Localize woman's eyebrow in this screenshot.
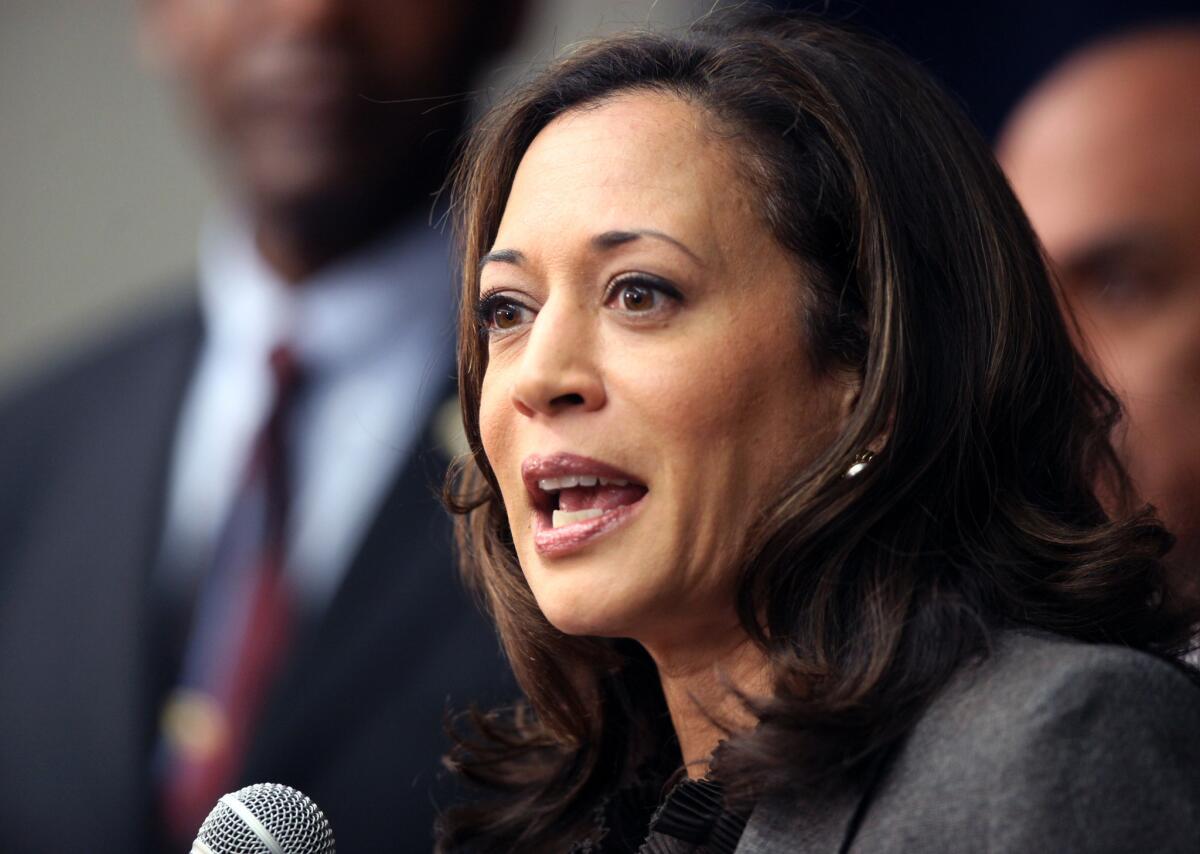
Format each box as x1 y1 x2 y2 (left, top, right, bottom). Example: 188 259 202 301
478 248 526 274
592 229 706 267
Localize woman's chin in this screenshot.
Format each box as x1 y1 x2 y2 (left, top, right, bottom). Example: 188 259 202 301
533 582 644 639
539 599 626 638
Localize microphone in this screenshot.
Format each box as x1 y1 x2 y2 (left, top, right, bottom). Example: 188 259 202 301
191 783 336 854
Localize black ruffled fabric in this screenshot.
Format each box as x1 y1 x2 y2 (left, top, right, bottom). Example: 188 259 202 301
571 770 750 854
641 778 747 853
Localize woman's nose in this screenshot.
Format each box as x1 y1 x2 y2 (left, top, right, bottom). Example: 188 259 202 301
510 305 606 418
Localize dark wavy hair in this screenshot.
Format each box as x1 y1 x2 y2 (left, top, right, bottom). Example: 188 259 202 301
438 9 1194 851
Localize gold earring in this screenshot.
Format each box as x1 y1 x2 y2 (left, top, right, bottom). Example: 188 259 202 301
844 450 875 478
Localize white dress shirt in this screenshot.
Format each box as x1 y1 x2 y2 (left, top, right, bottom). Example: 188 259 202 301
158 211 456 612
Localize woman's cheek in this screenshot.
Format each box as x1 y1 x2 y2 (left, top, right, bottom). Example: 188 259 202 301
478 371 507 457
478 374 523 515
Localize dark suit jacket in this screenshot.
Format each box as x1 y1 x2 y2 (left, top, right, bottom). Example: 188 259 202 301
737 631 1200 853
0 298 514 853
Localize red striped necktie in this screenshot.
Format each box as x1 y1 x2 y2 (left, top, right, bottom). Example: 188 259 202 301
159 345 303 841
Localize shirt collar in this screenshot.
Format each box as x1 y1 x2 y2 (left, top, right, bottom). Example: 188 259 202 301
197 210 455 372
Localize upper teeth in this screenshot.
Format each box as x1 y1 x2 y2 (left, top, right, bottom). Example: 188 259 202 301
537 475 629 492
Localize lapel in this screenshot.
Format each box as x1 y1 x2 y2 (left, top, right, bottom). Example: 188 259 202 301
236 379 518 853
0 301 202 852
242 378 469 776
735 779 872 854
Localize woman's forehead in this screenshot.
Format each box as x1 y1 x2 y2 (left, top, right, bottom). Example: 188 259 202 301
493 91 755 265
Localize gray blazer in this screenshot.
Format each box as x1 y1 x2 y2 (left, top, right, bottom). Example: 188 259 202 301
736 631 1200 853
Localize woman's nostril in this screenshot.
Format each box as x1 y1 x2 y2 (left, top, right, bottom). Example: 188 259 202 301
550 392 586 408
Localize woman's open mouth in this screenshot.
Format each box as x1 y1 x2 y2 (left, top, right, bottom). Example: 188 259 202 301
522 453 648 557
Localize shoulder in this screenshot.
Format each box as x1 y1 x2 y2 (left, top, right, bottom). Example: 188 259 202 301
0 293 200 507
927 629 1200 741
0 293 199 428
856 630 1200 852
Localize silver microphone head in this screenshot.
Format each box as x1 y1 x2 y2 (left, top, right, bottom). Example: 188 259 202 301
191 782 335 854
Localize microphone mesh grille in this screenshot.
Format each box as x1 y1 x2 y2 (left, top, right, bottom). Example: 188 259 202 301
196 783 335 854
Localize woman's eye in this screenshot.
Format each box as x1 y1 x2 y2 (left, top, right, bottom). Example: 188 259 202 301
492 303 523 329
606 275 682 316
477 294 534 334
618 282 655 311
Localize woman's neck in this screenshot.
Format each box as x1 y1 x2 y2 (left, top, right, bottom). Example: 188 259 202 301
647 629 771 779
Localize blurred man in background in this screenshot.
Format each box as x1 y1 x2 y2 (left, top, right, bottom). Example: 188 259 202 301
0 1 523 851
999 25 1200 609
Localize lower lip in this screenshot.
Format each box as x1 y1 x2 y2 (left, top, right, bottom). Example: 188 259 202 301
533 497 646 558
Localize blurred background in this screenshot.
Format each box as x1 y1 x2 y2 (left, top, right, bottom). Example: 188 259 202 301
1 0 1195 388
2 0 1195 389
0 0 704 388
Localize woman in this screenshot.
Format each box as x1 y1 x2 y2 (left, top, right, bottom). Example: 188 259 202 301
439 10 1200 853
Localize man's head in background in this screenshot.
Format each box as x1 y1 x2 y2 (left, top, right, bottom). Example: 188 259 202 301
999 26 1200 605
141 0 526 280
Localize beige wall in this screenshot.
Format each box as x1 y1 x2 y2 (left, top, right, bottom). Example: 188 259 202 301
0 0 211 387
0 0 701 389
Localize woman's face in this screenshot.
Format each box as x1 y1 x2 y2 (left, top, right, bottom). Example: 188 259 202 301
477 92 850 651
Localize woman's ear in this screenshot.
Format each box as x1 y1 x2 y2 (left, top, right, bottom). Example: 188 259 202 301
835 371 860 425
838 372 891 457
